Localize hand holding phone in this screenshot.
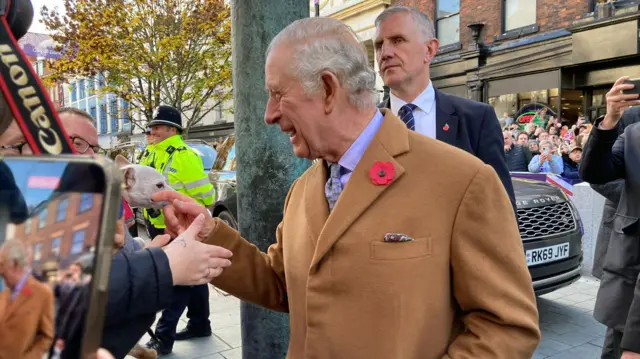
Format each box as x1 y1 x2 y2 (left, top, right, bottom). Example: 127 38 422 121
601 76 640 129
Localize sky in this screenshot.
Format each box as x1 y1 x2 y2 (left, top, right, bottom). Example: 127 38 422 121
29 0 65 34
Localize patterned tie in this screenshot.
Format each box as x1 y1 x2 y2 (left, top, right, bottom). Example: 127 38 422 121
325 162 343 211
398 103 417 131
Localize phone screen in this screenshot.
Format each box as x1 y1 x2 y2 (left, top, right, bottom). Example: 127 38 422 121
0 158 108 359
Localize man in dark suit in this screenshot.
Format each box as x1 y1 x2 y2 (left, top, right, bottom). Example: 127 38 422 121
374 6 515 208
580 76 640 359
591 94 640 280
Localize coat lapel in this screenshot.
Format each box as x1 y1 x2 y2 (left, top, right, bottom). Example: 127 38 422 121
4 276 33 318
0 289 8 321
304 162 330 244
434 89 459 146
310 110 410 268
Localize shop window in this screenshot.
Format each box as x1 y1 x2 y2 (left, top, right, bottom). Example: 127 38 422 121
560 90 583 124
436 0 460 46
489 88 559 129
504 0 537 32
588 88 608 121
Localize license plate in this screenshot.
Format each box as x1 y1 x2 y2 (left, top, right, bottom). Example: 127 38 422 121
526 243 570 266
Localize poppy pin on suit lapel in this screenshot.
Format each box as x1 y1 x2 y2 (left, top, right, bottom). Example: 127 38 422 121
443 123 450 131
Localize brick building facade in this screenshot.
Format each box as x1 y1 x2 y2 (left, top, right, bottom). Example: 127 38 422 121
313 0 640 124
11 193 103 274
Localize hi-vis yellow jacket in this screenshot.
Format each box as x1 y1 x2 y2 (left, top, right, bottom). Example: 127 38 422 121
141 135 215 229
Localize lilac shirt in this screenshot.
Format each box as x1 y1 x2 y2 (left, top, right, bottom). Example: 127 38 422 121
11 270 30 301
337 110 385 188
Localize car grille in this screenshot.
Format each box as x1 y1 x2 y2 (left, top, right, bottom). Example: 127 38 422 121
517 202 577 240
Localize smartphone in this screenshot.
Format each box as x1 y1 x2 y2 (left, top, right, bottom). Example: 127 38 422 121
542 148 550 155
622 78 640 95
0 155 122 359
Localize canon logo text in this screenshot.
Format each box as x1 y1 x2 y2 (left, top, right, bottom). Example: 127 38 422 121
0 44 63 154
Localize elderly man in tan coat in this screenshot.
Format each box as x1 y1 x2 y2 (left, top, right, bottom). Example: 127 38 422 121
154 17 541 359
0 240 54 359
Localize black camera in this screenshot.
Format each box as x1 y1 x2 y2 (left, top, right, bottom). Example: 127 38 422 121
0 0 33 134
1 0 34 40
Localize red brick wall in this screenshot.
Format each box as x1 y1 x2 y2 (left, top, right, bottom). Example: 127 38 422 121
460 0 502 46
391 0 435 20
537 0 590 32
14 193 103 272
391 0 591 47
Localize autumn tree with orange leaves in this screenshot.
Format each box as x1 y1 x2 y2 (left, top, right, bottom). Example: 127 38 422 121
41 0 232 134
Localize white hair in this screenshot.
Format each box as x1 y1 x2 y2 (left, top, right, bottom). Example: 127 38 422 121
539 140 553 149
0 240 27 268
375 6 436 41
267 17 377 110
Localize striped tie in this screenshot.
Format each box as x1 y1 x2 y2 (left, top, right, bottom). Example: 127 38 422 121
398 104 417 131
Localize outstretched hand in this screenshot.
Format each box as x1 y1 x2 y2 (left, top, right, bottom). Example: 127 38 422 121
164 213 233 285
152 190 216 241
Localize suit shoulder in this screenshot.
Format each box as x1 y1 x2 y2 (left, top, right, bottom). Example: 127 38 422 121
407 131 486 172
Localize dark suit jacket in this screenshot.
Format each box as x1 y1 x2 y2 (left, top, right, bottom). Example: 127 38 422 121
590 106 640 279
580 120 640 353
379 89 515 208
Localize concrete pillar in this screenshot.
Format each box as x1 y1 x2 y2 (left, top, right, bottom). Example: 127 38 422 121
231 1 310 358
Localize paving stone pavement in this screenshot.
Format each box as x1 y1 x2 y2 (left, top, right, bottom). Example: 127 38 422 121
131 277 607 359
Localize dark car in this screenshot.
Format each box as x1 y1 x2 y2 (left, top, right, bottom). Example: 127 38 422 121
513 177 583 295
209 136 238 229
207 137 583 295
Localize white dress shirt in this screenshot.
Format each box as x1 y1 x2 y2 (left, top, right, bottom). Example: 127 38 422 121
389 81 437 139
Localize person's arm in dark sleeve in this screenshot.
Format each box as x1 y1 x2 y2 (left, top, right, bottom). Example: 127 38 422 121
621 274 640 354
562 163 581 180
579 121 626 184
477 105 516 210
591 180 624 204
104 247 174 326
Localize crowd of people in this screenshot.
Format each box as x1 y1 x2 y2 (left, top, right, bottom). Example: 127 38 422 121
501 112 592 181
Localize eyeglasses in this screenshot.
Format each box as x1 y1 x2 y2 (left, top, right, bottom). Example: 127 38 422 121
70 136 105 155
0 142 31 154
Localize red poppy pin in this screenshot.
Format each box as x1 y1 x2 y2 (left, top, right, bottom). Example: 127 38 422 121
22 287 31 296
369 161 395 185
443 123 450 131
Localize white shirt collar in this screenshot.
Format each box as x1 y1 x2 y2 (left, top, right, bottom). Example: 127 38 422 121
389 81 436 116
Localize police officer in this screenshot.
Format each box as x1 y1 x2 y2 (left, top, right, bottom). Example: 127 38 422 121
141 105 216 356
137 127 154 164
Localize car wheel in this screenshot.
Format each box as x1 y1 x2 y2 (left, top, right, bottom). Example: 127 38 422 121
217 210 238 230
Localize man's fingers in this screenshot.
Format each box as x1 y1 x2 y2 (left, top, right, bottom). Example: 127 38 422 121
205 267 224 282
206 245 233 258
181 213 206 239
152 190 194 204
613 76 631 87
173 199 211 218
209 257 232 269
608 93 640 103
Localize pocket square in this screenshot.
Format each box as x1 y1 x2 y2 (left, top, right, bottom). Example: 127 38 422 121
383 233 414 242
